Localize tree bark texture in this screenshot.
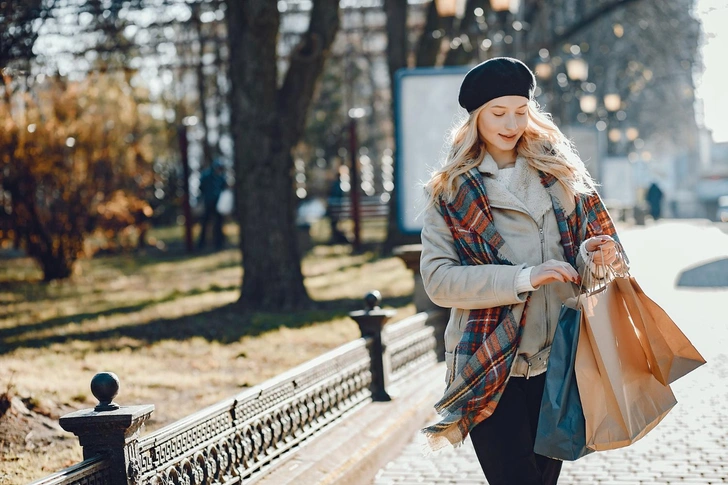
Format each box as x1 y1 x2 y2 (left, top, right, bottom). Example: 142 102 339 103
193 4 213 169
227 0 339 311
414 1 442 68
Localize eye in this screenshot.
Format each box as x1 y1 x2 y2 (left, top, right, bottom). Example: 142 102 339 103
516 111 527 116
493 113 505 117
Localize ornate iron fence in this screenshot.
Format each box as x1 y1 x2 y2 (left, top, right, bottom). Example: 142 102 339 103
134 338 372 485
28 294 446 485
384 311 439 384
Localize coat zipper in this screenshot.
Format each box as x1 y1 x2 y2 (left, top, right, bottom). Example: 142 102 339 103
492 199 554 356
538 223 551 349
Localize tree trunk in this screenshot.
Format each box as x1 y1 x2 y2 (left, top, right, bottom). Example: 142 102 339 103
39 251 74 281
238 149 308 310
227 0 339 311
383 0 421 252
193 4 213 169
414 1 442 67
11 191 81 282
443 0 483 67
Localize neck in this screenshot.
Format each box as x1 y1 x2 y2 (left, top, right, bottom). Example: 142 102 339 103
486 148 517 169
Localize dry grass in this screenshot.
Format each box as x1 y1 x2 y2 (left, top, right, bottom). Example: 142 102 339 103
0 220 415 484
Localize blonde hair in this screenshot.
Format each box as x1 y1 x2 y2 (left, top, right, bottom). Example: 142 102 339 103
425 100 595 205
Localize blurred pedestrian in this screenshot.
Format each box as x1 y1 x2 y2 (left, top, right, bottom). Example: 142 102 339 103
419 57 628 485
197 159 227 250
326 167 349 244
646 182 664 220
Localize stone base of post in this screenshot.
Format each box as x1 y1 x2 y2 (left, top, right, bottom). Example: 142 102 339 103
59 372 154 485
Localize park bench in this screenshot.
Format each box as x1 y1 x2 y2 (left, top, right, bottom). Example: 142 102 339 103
326 194 390 222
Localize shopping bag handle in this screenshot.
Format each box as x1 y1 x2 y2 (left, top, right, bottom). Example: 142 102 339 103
577 247 615 303
575 240 629 307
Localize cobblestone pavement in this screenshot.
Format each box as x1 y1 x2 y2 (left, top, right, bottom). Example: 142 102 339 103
374 220 728 485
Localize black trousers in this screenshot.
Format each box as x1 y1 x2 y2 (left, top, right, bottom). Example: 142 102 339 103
198 206 225 249
469 373 562 485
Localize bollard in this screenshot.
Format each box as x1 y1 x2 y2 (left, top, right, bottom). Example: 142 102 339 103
349 291 396 402
59 372 154 485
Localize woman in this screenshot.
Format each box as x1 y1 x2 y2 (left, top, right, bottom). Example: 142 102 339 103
419 57 626 484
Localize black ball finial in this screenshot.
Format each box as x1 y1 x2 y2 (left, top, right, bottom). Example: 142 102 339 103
91 372 120 412
364 290 382 311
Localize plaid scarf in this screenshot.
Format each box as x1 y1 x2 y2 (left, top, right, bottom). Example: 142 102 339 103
422 166 620 450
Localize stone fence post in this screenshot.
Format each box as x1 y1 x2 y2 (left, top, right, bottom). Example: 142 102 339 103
394 244 446 361
393 245 435 313
59 372 154 485
349 291 396 402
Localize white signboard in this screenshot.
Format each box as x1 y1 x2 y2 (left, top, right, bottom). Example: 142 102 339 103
395 67 469 234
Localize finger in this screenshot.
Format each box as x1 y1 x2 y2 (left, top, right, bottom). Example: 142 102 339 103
546 270 566 283
553 266 578 283
594 252 617 265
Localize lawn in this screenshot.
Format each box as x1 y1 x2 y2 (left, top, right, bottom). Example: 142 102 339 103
0 219 416 484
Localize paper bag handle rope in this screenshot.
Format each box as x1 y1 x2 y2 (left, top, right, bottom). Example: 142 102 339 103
575 240 629 309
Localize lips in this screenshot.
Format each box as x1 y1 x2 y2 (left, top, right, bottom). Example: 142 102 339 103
499 134 518 141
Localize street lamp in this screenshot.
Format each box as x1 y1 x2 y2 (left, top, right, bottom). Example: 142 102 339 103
434 0 465 17
535 61 553 80
489 0 520 12
626 127 640 142
604 93 621 112
490 0 511 11
579 94 597 114
608 128 622 143
565 57 588 82
347 107 366 252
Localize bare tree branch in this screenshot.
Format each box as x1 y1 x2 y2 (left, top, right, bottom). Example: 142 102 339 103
529 0 644 59
277 0 340 148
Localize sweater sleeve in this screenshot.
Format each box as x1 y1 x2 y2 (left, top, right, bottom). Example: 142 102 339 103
516 267 537 293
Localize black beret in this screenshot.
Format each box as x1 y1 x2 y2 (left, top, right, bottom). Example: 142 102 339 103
458 57 536 113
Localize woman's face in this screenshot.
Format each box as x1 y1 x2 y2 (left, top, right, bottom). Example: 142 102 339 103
476 96 529 157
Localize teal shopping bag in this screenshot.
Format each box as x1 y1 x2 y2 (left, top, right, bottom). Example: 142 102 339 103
533 305 594 461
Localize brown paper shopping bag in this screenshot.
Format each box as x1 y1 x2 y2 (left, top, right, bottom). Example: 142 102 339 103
615 277 706 385
575 276 677 451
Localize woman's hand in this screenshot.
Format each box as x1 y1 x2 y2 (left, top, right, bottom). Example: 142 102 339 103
530 259 580 288
584 235 618 266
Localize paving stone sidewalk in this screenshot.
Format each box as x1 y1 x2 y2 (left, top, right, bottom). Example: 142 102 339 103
374 221 728 485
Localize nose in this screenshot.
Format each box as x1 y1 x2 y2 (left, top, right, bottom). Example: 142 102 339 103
504 113 517 130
